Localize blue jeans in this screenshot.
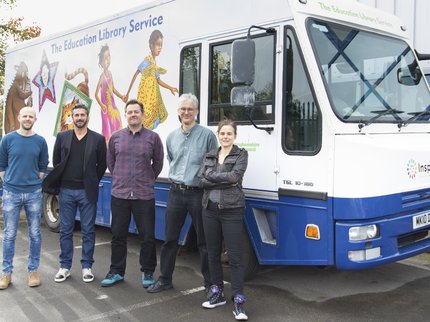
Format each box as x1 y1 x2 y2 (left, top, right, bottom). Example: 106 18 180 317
59 188 96 269
159 187 210 286
2 188 43 274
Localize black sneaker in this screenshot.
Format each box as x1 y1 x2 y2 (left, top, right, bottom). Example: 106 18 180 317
233 295 248 320
202 285 226 309
147 279 173 293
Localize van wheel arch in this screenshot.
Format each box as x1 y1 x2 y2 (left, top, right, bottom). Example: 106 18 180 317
43 193 60 233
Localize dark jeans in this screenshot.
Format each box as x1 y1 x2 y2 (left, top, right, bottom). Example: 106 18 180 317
109 196 156 276
159 188 210 286
59 188 96 269
203 205 245 297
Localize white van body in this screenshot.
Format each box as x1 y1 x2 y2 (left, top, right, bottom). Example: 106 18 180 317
3 0 430 272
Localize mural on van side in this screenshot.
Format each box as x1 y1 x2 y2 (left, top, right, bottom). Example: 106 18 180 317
4 62 33 133
54 81 92 136
32 50 58 111
125 29 178 130
65 68 90 97
52 68 91 134
95 44 125 143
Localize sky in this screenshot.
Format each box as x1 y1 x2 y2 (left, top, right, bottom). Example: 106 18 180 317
3 0 154 37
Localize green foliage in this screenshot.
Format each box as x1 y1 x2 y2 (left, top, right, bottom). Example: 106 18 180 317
0 0 41 96
1 0 17 7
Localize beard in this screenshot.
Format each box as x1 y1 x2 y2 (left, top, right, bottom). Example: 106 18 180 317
21 123 34 131
73 120 88 128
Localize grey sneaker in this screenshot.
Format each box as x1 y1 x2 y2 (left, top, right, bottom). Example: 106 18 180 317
202 285 226 309
147 279 173 293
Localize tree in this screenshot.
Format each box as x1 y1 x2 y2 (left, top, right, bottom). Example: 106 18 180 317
1 0 41 96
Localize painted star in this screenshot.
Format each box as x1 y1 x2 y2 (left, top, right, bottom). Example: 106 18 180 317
32 51 58 111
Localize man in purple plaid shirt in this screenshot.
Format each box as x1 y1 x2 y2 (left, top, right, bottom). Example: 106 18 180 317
101 99 164 287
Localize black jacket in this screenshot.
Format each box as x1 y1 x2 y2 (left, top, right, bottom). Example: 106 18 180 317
42 129 107 203
198 145 248 209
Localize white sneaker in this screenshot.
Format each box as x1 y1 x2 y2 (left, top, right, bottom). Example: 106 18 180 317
54 268 70 283
82 268 94 283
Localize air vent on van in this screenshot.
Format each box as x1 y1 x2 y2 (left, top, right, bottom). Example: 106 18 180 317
401 188 430 209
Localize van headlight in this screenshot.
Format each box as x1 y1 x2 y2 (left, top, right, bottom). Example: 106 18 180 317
349 225 379 241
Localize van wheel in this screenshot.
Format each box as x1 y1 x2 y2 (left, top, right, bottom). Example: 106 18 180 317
43 193 60 232
222 228 259 281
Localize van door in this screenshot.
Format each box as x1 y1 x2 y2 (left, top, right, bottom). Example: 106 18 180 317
207 31 279 192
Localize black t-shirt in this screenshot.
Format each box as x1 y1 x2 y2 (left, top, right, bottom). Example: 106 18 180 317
60 132 87 189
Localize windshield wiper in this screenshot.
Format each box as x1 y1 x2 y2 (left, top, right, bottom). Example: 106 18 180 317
358 108 404 132
398 109 430 129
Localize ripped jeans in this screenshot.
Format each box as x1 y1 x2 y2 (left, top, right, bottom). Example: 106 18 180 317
1 188 42 274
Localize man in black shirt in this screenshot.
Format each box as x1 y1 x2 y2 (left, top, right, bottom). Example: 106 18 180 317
43 104 106 283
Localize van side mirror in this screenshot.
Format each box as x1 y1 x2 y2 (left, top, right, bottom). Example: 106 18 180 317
415 50 430 61
230 86 256 107
229 25 275 134
397 65 422 86
231 38 255 85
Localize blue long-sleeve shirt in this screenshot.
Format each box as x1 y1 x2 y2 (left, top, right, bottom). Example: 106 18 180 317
166 124 218 186
0 131 49 193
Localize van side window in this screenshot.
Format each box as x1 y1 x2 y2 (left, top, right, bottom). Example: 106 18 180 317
180 44 201 101
283 28 321 154
209 34 275 124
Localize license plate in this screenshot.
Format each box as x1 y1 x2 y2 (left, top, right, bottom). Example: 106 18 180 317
412 212 430 229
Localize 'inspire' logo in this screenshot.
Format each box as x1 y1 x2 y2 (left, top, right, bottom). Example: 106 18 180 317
406 159 418 179
407 159 430 179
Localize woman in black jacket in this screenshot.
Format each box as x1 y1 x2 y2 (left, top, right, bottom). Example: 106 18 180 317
198 119 249 321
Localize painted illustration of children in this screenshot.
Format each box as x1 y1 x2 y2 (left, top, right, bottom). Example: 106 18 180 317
95 44 126 142
125 30 178 130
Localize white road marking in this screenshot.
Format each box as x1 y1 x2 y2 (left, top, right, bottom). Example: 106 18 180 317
399 257 430 271
74 241 111 249
76 286 205 322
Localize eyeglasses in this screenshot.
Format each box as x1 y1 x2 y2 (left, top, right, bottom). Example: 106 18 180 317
178 107 196 113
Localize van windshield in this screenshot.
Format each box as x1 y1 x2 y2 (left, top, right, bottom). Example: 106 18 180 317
308 19 430 123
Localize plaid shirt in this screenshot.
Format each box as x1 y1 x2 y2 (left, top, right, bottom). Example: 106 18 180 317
107 127 164 200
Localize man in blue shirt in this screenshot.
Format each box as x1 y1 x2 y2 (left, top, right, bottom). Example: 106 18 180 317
0 106 49 290
148 93 217 294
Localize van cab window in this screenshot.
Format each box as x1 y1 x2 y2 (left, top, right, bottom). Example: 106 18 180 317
308 19 430 124
209 34 275 124
283 27 321 154
180 44 201 102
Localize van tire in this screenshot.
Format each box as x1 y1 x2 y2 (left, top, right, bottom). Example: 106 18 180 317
43 193 60 233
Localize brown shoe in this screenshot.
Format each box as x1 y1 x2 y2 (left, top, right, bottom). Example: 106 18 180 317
28 272 41 287
0 274 12 290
